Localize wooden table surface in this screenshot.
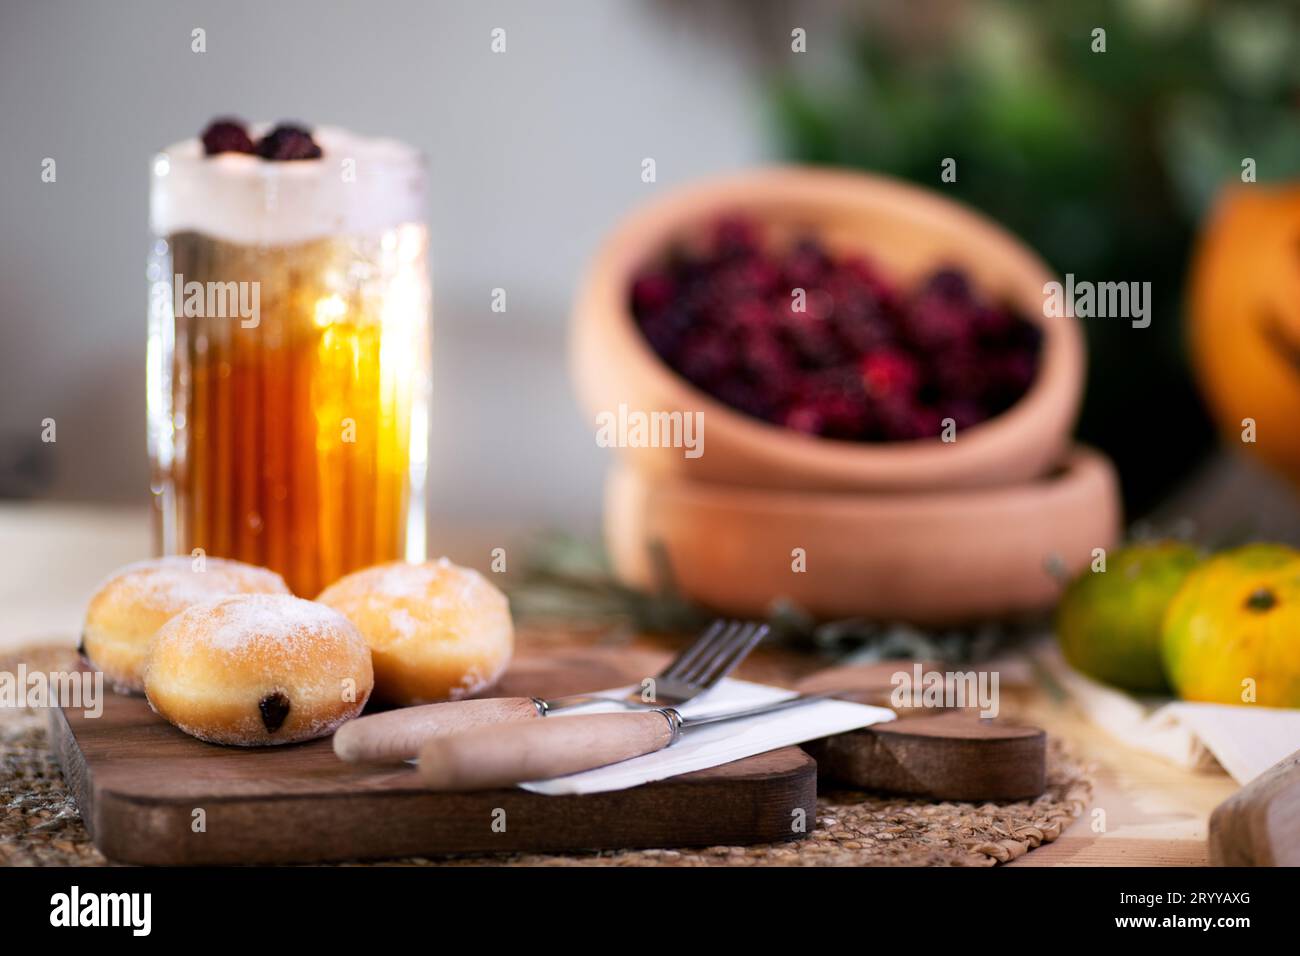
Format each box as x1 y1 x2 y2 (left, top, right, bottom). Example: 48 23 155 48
0 501 1239 866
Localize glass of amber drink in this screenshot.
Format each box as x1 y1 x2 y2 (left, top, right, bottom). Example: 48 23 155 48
147 123 430 596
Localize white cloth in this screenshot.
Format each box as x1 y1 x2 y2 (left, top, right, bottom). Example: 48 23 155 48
1037 645 1300 785
521 678 895 795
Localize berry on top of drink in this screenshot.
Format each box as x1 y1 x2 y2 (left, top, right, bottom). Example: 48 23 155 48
255 123 323 161
199 118 323 161
628 216 1042 443
200 118 256 156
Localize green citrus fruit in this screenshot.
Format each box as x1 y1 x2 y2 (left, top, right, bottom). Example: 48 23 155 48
1056 541 1202 693
1161 543 1300 707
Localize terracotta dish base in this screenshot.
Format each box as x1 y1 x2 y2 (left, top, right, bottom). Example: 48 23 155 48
604 445 1121 625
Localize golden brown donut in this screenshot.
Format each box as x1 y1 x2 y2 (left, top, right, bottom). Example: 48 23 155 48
317 558 513 706
144 593 373 746
82 555 289 693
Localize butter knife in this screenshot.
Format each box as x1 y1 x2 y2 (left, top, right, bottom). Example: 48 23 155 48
416 691 838 791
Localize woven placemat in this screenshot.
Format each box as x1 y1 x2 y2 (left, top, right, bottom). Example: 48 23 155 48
0 647 1092 867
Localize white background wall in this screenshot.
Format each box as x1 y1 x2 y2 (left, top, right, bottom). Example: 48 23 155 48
0 0 792 533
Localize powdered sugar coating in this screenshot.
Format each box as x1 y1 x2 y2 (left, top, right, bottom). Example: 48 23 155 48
347 556 482 608
388 607 420 639
92 555 288 615
82 556 292 695
145 593 374 746
316 558 513 706
154 593 367 659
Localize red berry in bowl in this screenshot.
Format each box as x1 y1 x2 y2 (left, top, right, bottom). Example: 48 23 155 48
782 316 844 368
905 293 976 352
626 215 1042 443
732 299 776 333
877 396 943 442
783 237 831 289
860 348 920 402
923 267 973 302
973 304 1016 342
678 331 737 386
740 329 792 382
941 398 987 431
737 259 781 298
783 403 826 436
794 371 873 439
985 349 1038 402
929 348 988 401
834 311 894 354
631 272 677 315
713 379 775 420
713 215 762 258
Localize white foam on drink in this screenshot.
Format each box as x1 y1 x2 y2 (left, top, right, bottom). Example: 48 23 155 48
150 125 425 245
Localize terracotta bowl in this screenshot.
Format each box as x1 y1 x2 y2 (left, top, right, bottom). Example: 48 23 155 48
604 446 1121 626
571 166 1084 493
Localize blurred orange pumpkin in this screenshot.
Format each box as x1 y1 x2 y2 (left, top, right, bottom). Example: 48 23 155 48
1189 185 1300 487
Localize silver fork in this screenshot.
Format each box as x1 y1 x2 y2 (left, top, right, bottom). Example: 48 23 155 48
333 618 769 764
531 618 770 716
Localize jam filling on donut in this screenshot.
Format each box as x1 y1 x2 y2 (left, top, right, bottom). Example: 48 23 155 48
259 692 291 733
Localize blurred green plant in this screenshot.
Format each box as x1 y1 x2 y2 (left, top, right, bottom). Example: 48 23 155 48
771 0 1300 512
511 531 1043 659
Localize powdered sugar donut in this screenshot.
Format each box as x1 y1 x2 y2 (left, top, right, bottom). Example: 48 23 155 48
82 556 289 693
317 559 513 706
144 593 373 746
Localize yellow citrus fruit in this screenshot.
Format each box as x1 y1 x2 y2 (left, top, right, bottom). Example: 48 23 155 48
1161 543 1300 707
1056 541 1202 693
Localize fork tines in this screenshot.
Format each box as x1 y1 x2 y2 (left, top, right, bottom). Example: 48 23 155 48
662 619 769 689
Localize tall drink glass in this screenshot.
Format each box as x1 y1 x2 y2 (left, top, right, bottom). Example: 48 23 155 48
147 126 430 596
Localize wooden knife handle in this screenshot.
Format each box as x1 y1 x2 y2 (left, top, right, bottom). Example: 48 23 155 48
333 697 542 764
417 710 675 791
1209 747 1300 866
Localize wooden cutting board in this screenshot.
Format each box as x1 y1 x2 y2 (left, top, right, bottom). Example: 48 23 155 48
51 647 815 865
805 714 1046 801
51 648 1048 864
796 662 1047 801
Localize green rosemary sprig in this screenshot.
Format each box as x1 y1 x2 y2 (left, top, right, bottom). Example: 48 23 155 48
508 532 1047 663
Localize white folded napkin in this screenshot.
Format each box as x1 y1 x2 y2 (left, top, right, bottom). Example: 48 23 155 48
1037 645 1300 785
521 677 895 795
